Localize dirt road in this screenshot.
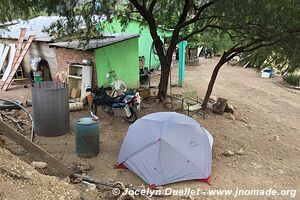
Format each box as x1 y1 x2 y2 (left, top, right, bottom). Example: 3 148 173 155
0 57 299 200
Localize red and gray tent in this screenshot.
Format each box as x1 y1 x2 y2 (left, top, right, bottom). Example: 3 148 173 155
116 112 213 188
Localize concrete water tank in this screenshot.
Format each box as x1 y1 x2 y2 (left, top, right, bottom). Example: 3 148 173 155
31 81 70 137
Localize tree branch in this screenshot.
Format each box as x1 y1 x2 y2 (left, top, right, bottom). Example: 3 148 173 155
178 0 190 25
176 0 215 31
148 0 157 13
128 0 148 19
177 23 211 43
166 1 216 59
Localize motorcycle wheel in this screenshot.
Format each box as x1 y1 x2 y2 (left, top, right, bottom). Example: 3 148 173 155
123 107 138 123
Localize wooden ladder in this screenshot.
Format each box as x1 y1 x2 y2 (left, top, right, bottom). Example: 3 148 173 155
13 28 27 65
1 35 35 91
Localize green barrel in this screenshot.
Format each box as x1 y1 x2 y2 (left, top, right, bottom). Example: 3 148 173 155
33 71 44 83
75 116 99 158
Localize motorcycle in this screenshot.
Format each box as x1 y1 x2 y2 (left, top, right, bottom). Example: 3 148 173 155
86 86 141 123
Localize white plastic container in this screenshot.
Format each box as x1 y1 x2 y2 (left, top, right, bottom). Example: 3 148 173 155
261 71 271 78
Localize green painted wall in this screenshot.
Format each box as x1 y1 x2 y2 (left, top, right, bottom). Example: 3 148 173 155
94 37 139 88
102 19 171 69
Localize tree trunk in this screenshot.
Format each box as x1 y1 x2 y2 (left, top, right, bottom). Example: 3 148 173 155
202 57 227 110
157 57 171 99
150 37 173 100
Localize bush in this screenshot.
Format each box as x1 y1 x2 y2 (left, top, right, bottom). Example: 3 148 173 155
283 74 300 86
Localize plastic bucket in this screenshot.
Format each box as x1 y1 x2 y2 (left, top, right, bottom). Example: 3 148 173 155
33 71 44 83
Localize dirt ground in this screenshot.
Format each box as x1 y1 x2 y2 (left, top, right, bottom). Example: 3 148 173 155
0 147 80 199
0 57 299 200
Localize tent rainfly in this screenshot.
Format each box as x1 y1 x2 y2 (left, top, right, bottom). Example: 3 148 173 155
116 112 213 188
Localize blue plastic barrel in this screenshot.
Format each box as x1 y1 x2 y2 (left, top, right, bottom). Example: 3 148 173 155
75 116 99 158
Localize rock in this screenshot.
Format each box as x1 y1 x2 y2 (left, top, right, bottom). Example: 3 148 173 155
82 181 97 190
213 98 228 114
278 169 285 175
222 150 235 157
240 118 248 124
31 161 47 169
236 148 245 155
269 135 281 142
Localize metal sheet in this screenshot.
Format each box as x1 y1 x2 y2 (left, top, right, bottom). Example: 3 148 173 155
0 45 10 71
0 44 4 56
1 44 15 81
31 81 70 137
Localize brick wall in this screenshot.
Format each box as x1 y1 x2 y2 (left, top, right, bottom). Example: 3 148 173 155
54 47 97 86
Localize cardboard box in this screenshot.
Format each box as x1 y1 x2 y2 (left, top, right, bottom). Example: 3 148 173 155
71 88 81 98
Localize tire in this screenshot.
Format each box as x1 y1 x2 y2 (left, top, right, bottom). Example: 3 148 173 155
123 107 138 123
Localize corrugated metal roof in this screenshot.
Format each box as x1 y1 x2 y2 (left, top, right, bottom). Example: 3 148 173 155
0 16 60 42
48 34 139 50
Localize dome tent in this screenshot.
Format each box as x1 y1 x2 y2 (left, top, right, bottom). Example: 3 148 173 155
116 112 213 187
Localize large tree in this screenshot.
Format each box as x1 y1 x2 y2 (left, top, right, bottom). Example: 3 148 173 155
201 0 300 109
119 0 219 99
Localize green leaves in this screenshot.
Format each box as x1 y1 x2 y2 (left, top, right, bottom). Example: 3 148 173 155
1 0 299 74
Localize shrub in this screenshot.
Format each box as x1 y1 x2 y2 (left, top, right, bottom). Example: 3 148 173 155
283 74 300 86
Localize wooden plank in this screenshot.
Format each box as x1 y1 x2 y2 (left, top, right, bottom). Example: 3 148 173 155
1 45 16 82
2 35 34 91
0 45 10 72
0 120 74 177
